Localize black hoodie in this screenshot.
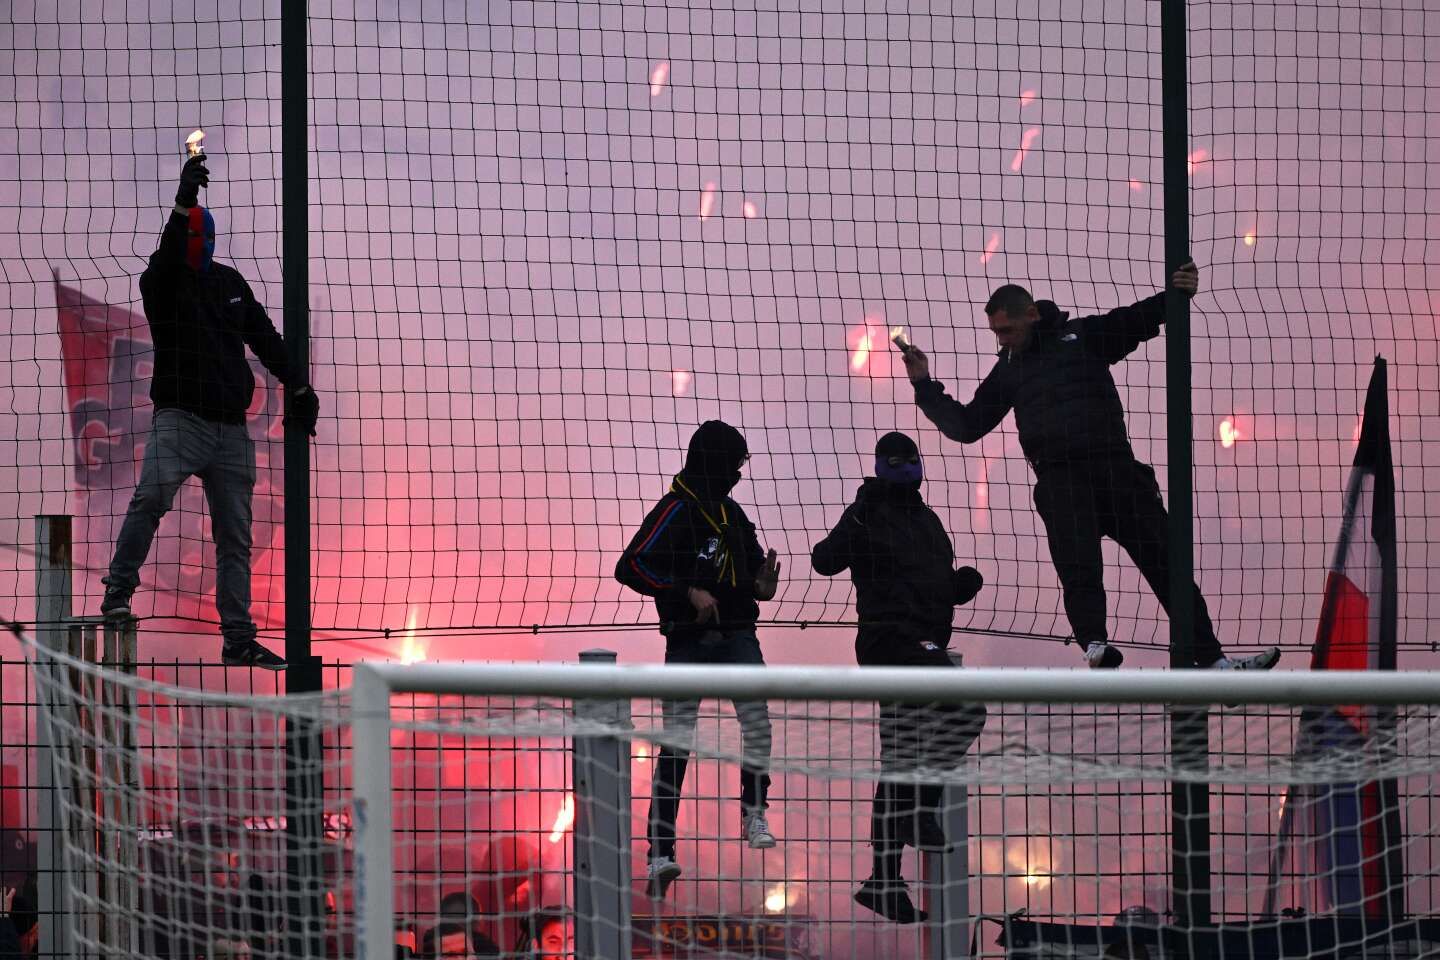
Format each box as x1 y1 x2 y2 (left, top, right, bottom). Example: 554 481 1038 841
615 421 765 634
139 209 293 424
811 478 982 662
913 293 1166 470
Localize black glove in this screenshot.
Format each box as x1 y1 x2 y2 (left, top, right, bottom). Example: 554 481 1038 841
287 385 320 437
952 566 983 606
176 155 210 208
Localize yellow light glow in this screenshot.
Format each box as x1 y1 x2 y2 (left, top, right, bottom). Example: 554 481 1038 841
548 795 574 844
185 129 206 157
398 607 426 664
763 883 794 913
1219 418 1241 448
850 331 873 371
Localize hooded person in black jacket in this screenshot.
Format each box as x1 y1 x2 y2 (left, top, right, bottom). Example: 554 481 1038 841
100 155 319 668
900 263 1279 672
812 431 987 924
615 420 782 896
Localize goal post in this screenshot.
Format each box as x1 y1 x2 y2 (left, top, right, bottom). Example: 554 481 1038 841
30 633 1440 960
350 660 1440 960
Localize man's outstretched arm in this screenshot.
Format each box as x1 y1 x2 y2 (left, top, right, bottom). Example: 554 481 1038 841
1080 260 1200 363
904 346 1012 444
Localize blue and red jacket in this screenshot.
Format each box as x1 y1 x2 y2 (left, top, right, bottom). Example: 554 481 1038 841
615 482 765 635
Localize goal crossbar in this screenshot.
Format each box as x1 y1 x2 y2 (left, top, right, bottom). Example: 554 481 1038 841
352 662 1440 706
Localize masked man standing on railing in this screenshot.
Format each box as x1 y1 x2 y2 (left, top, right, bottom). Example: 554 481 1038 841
100 154 319 669
616 420 782 898
901 262 1279 672
812 431 988 924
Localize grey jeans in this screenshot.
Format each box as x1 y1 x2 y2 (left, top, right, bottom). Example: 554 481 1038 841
104 408 258 645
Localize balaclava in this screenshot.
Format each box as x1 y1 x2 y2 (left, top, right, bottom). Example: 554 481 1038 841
675 420 752 588
186 206 216 272
875 431 923 487
680 420 749 501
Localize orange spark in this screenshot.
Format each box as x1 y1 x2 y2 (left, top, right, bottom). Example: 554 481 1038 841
548 795 574 844
698 181 717 220
1219 418 1241 448
650 62 670 97
1009 128 1040 172
671 369 691 395
850 330 873 371
980 232 1002 265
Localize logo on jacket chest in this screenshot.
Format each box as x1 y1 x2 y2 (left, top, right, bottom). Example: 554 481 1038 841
697 536 721 564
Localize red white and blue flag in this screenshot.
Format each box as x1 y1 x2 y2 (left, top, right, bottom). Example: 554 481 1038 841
1269 357 1403 920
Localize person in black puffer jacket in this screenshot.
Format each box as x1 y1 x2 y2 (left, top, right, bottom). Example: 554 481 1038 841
812 431 987 925
615 420 782 896
100 155 319 669
901 263 1279 673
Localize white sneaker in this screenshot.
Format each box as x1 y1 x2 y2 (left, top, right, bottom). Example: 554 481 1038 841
1083 642 1124 669
647 855 682 881
742 811 776 849
1209 647 1281 671
645 855 682 898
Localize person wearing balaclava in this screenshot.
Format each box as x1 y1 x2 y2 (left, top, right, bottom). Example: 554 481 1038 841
615 420 782 897
100 153 320 669
812 432 988 924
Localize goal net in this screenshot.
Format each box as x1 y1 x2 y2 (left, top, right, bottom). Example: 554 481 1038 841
31 635 1440 960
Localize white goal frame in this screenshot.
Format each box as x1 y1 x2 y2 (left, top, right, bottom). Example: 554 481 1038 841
350 662 1440 960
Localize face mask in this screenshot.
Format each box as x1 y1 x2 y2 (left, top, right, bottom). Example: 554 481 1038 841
186 206 216 272
875 453 923 485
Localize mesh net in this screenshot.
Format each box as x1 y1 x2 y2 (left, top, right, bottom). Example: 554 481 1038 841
0 0 1432 668
31 640 1440 960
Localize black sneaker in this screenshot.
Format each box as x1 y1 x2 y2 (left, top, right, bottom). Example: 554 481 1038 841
100 589 132 620
909 813 952 853
855 879 927 924
221 639 287 670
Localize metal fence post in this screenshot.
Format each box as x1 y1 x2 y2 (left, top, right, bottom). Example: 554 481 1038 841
922 785 972 960
573 649 632 960
352 664 395 960
34 515 73 960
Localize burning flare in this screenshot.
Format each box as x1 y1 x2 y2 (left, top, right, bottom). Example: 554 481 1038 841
698 182 718 220
185 129 206 158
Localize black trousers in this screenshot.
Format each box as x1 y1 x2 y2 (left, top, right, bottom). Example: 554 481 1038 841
862 638 986 883
1032 457 1224 666
648 629 772 859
